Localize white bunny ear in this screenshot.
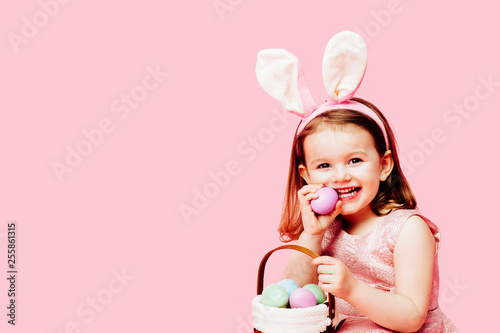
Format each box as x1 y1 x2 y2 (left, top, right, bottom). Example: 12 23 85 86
322 31 367 103
256 48 316 117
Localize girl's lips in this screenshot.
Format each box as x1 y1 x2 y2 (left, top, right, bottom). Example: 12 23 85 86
335 187 361 201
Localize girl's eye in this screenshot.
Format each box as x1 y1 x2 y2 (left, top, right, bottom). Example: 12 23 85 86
318 163 331 169
348 158 362 165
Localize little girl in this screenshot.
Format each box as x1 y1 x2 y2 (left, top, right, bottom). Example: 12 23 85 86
256 31 458 332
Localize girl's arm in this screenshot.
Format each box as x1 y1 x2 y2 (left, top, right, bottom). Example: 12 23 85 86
282 232 323 286
313 216 436 332
282 184 341 286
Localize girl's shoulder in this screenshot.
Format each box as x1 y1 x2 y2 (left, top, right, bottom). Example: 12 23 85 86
383 208 441 252
321 209 442 253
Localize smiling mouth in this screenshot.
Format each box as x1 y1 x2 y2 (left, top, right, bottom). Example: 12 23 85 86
336 187 360 200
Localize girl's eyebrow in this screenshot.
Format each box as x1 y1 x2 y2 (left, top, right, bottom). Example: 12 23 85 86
310 157 327 165
310 150 369 164
349 150 369 157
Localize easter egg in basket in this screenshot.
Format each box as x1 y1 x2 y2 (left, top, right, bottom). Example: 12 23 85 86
261 284 289 308
289 288 317 308
303 284 327 304
278 279 299 296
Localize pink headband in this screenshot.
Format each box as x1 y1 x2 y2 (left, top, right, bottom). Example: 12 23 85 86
255 31 389 149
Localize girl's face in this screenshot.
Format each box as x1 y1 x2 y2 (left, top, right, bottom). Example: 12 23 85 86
298 125 393 221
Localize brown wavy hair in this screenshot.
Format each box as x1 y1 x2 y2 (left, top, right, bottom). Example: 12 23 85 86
278 97 417 242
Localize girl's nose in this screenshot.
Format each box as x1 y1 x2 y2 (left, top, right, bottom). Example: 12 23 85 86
331 168 351 183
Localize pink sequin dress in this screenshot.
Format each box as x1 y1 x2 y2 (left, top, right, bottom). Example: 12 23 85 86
321 209 458 332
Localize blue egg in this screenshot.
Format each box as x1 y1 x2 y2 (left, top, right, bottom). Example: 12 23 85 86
278 279 299 296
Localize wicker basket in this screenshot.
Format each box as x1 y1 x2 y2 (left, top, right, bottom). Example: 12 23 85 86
252 245 341 333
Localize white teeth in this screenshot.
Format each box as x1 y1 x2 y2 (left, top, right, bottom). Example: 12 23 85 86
336 187 359 199
337 187 356 194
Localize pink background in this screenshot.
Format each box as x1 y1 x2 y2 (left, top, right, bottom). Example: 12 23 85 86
1 0 498 331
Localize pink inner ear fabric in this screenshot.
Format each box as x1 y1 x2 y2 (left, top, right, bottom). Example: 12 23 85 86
296 62 317 118
327 70 366 105
296 100 389 150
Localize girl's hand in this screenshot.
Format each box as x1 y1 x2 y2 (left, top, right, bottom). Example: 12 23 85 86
298 184 341 237
312 256 358 300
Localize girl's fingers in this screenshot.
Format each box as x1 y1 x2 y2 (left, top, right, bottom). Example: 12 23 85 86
298 185 323 207
312 256 338 266
329 199 342 216
319 200 341 226
303 192 319 202
298 185 322 198
317 274 335 285
316 264 337 275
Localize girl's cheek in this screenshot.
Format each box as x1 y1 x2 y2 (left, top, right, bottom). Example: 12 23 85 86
311 172 330 183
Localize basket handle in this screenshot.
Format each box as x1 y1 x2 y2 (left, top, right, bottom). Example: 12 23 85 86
256 244 335 321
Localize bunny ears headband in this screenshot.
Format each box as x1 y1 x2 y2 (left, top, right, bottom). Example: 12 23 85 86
255 31 389 149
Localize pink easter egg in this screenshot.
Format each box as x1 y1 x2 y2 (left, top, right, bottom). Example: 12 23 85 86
310 187 338 215
289 288 317 308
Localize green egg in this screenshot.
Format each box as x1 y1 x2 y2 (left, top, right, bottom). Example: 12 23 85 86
303 284 326 304
261 284 289 308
